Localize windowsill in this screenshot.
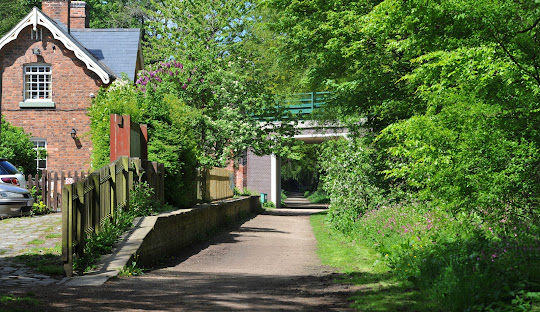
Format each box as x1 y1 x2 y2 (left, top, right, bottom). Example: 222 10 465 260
19 101 55 108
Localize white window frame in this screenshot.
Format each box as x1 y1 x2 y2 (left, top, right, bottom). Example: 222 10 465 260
31 138 47 172
24 64 52 101
20 64 55 108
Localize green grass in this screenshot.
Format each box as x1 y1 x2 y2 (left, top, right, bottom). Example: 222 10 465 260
306 190 330 204
45 233 61 239
26 239 45 246
310 212 436 312
0 294 39 312
15 244 64 277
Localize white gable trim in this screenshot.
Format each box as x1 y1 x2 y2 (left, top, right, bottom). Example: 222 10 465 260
0 8 111 84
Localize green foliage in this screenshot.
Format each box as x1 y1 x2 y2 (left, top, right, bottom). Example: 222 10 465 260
74 182 166 273
87 79 140 169
119 255 144 277
89 55 296 205
29 186 50 215
281 142 321 192
144 0 298 158
88 73 200 207
0 0 41 37
310 212 433 311
0 117 36 174
354 202 540 311
306 189 329 204
319 138 387 234
269 1 540 309
234 187 258 197
262 201 275 209
84 0 150 29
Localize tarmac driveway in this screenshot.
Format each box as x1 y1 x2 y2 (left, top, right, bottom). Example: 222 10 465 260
1 195 359 311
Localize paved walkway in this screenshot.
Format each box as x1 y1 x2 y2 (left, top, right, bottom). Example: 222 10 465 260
0 213 65 287
1 194 357 311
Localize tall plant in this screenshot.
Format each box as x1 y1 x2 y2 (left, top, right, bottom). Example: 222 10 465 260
0 117 36 174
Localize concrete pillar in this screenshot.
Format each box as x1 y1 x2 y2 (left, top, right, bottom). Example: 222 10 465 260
271 154 281 208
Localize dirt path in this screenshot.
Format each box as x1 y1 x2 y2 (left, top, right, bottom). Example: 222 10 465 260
3 195 357 311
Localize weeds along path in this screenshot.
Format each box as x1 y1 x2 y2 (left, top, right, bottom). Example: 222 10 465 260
8 196 357 311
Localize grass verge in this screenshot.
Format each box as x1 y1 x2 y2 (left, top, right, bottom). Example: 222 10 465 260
0 293 39 312
15 244 64 277
305 190 330 204
310 211 436 312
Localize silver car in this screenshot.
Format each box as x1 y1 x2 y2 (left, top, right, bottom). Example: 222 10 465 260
0 184 34 218
0 158 27 188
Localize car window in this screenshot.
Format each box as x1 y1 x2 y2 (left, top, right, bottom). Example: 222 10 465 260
0 161 20 175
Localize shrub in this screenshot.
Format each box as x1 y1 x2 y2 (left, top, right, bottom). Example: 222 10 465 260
88 71 202 207
319 138 386 234
73 181 169 273
0 118 36 174
353 201 540 311
306 189 329 204
29 186 50 215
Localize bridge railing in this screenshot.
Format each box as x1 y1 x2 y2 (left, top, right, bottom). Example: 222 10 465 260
276 92 330 117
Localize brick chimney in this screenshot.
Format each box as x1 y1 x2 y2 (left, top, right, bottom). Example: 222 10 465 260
70 1 89 29
42 0 71 30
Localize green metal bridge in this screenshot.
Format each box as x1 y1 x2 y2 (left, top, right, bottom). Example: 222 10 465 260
276 92 330 117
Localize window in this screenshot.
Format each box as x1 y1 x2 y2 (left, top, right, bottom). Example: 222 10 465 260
24 64 52 101
31 139 47 171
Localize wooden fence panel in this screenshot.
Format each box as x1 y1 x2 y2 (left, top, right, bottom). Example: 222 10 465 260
61 157 231 276
25 170 89 212
61 184 73 277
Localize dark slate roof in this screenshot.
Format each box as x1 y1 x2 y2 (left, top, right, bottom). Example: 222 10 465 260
71 29 141 81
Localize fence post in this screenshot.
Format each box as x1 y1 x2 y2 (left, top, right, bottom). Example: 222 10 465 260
41 169 48 207
62 184 73 277
158 163 165 202
52 172 58 212
74 181 85 264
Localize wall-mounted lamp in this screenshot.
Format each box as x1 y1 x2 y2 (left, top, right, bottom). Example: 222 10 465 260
70 128 77 139
32 48 41 55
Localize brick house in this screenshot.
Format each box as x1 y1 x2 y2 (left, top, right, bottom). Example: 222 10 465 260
0 0 143 173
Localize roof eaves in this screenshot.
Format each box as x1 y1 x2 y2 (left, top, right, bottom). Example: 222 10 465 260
0 7 114 84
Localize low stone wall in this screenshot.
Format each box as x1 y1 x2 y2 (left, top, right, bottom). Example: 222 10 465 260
135 196 261 266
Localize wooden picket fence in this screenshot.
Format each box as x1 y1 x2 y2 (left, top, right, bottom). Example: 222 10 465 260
62 157 164 277
26 170 87 212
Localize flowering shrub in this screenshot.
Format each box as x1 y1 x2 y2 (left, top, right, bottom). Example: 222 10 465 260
320 137 540 310
89 59 295 206
351 201 540 311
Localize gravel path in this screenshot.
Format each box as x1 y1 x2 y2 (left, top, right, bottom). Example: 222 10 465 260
1 195 358 311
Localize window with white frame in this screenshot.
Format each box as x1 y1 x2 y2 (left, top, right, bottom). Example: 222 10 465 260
24 64 51 101
31 139 47 171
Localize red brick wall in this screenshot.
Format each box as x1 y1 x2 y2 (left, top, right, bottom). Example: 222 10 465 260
226 159 247 192
42 0 70 28
70 1 89 29
0 26 105 173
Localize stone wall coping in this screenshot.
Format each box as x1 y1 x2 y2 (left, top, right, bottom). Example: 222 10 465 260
64 196 258 287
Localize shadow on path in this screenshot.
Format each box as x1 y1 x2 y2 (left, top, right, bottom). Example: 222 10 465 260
12 271 355 312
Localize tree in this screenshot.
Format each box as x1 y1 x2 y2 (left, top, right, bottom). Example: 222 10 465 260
143 0 298 165
0 117 36 174
0 0 41 37
84 0 154 41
